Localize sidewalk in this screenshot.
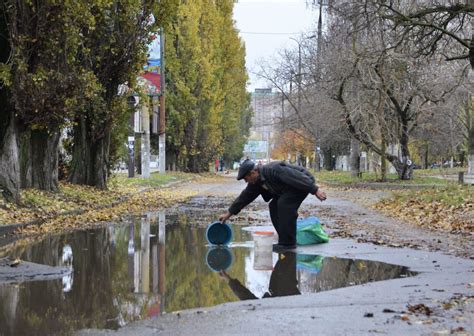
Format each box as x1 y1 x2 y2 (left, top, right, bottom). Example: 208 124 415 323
431 173 474 185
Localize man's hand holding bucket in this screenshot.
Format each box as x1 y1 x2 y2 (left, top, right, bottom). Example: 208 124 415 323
219 211 232 224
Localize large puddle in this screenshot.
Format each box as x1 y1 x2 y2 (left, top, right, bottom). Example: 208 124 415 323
0 208 417 335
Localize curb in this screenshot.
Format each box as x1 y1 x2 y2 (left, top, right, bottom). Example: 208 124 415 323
322 181 447 190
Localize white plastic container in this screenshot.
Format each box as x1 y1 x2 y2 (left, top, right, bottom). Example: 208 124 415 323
253 231 274 270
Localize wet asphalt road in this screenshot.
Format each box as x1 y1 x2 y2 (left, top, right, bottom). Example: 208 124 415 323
76 173 474 336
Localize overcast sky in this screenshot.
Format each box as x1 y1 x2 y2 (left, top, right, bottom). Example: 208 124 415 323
233 0 317 91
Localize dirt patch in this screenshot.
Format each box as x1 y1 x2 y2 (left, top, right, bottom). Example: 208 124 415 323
300 188 474 259
197 179 474 259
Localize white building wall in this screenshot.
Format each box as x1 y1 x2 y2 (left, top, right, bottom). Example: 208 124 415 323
335 155 350 171
335 145 401 174
249 88 283 160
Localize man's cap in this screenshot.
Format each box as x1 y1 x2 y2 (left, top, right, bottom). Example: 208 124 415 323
237 159 255 180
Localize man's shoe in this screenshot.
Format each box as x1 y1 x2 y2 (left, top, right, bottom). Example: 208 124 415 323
272 243 297 252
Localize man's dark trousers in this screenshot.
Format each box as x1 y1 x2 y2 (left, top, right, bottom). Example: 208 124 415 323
269 191 308 245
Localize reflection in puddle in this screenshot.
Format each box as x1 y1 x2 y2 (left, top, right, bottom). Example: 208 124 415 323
0 211 417 336
206 247 234 272
219 251 300 300
204 248 415 300
61 244 74 293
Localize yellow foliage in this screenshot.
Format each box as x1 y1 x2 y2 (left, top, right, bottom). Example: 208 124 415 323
0 179 200 237
272 129 315 160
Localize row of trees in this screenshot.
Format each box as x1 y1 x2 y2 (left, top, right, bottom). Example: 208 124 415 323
0 0 157 202
261 0 473 180
0 0 251 203
156 0 251 172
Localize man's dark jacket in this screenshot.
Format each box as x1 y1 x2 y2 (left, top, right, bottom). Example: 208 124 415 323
228 161 318 215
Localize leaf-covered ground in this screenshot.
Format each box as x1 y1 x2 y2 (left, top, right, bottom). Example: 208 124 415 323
316 170 473 235
373 185 474 234
0 172 221 236
1 173 472 241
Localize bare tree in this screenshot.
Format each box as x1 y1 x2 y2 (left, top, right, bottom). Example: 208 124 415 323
258 0 471 178
256 42 349 169
362 0 474 173
374 0 474 68
322 0 469 179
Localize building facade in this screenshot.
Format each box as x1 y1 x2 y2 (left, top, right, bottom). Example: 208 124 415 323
245 88 283 162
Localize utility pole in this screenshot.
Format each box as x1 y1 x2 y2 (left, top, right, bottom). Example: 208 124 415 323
127 95 139 178
141 102 150 178
158 29 166 174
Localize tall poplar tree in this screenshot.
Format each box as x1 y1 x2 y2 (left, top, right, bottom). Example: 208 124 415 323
216 1 252 164
160 0 250 172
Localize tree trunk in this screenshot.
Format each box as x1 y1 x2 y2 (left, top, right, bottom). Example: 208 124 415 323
92 133 110 190
69 116 110 189
350 137 360 177
399 123 413 180
0 109 20 202
19 130 32 188
423 142 429 169
377 89 387 182
20 129 60 191
0 11 20 202
380 137 387 182
32 129 60 191
135 136 142 176
467 96 474 175
68 116 91 185
166 150 176 173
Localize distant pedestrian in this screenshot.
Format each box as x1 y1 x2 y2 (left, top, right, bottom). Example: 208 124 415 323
218 159 327 252
215 159 219 173
220 158 224 172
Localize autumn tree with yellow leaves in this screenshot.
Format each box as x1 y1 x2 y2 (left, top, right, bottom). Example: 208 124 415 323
272 129 315 164
157 0 251 172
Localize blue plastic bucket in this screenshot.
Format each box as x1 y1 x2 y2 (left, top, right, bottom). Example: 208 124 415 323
206 247 234 272
206 221 233 245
